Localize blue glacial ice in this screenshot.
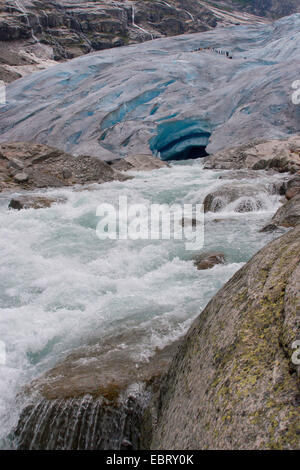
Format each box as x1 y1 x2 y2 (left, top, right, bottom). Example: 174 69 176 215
1 14 300 160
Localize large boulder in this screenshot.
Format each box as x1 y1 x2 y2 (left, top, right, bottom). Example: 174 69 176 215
271 194 300 228
148 225 300 450
203 183 268 213
285 177 300 200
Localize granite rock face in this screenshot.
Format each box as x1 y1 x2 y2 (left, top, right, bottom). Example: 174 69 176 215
148 225 300 450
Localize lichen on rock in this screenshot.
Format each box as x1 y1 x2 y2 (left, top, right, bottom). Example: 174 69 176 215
148 225 300 450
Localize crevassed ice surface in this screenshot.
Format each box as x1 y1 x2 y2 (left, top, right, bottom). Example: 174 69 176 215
1 14 300 159
0 160 285 447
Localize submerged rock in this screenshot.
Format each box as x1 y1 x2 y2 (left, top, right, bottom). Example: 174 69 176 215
193 252 225 270
8 196 65 210
148 225 300 450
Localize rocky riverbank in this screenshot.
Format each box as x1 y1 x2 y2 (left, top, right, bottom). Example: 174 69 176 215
0 142 171 195
3 135 298 450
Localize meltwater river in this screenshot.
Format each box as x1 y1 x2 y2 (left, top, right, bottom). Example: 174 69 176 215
0 159 285 448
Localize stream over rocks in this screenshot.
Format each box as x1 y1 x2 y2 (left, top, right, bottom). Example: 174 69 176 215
0 159 287 449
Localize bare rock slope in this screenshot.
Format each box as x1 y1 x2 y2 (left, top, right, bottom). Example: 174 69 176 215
148 225 300 450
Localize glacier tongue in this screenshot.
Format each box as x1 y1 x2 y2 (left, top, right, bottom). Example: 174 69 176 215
1 14 300 160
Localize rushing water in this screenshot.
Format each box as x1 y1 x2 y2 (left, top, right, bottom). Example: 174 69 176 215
0 159 285 448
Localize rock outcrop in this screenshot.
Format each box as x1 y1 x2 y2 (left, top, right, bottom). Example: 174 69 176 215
204 137 300 174
285 176 300 200
260 175 300 230
238 0 300 18
0 141 129 191
148 225 300 450
14 337 179 450
271 194 300 228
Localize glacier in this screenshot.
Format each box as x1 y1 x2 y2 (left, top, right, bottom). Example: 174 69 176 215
0 14 300 160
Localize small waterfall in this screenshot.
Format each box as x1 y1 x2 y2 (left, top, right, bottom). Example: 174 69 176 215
14 388 151 450
14 0 39 43
131 5 153 40
156 1 195 22
184 10 194 22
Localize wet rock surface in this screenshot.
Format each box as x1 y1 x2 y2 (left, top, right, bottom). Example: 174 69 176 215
14 335 180 450
193 252 225 270
285 177 300 200
8 195 66 210
203 183 268 213
148 225 300 450
0 141 129 191
271 194 300 228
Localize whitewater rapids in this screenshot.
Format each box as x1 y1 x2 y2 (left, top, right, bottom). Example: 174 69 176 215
0 159 286 448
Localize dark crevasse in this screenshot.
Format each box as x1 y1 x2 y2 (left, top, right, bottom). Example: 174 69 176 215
150 120 211 161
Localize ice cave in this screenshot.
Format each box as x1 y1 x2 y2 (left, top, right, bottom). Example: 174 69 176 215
150 120 211 161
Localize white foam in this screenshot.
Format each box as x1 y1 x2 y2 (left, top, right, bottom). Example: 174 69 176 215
0 161 283 447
